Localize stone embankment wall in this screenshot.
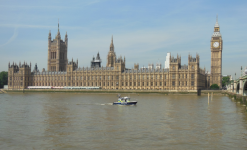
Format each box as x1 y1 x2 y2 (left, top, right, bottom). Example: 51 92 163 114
226 92 247 110
5 89 226 95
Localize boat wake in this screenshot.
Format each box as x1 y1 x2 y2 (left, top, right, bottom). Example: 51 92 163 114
95 103 113 106
76 103 113 106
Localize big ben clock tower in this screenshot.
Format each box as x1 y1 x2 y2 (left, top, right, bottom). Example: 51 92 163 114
210 16 223 88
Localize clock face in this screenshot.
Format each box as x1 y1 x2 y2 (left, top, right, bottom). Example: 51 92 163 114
213 42 219 48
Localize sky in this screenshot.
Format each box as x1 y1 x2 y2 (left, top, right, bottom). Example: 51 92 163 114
0 0 246 78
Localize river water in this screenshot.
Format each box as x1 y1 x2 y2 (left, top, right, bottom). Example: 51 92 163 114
0 93 247 150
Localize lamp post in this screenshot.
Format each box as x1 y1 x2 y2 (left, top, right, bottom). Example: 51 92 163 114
241 66 242 77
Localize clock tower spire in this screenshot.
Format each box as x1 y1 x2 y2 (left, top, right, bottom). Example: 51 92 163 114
210 16 223 88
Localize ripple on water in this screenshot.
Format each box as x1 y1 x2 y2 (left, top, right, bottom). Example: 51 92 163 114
0 94 247 149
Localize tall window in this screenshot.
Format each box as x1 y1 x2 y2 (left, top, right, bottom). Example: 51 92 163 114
172 74 175 79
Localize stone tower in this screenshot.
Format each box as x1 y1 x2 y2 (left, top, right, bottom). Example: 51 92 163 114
47 22 68 72
210 16 223 88
106 36 116 67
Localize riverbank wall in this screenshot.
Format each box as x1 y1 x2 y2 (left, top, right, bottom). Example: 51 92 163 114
4 89 225 95
225 92 247 109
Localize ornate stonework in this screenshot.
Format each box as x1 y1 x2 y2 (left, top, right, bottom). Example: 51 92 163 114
210 16 223 88
8 20 221 90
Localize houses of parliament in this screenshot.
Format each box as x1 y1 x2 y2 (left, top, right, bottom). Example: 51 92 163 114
7 18 223 91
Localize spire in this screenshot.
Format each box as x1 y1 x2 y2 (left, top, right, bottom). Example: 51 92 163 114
214 15 219 28
212 15 221 37
65 31 68 41
56 19 60 38
110 35 114 51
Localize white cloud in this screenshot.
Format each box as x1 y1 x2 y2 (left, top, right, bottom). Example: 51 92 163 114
0 27 18 47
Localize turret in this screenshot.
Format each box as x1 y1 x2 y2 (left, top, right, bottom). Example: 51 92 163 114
56 20 61 39
65 31 68 45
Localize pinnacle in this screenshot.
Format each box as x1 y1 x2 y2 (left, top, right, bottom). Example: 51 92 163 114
214 15 219 28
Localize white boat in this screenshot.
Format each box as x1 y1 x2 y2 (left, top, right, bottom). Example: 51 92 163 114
113 96 137 105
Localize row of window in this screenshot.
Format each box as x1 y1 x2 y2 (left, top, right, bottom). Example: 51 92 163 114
10 74 195 82
172 74 194 79
12 81 195 87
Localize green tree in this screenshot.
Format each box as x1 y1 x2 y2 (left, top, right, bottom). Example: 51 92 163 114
210 84 219 90
0 71 8 88
222 76 230 87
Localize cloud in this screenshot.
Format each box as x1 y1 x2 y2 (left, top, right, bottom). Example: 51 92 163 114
0 27 18 47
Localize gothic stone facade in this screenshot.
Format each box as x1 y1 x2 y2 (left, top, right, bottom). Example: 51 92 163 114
8 20 222 90
7 55 206 91
47 24 68 72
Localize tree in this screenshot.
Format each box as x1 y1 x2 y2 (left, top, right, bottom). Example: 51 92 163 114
0 71 8 88
222 76 230 87
210 84 219 90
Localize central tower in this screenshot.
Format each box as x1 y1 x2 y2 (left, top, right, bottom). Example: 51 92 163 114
47 22 68 72
106 36 116 67
210 16 223 88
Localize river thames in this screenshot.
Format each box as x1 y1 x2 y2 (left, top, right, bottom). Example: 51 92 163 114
0 93 247 149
